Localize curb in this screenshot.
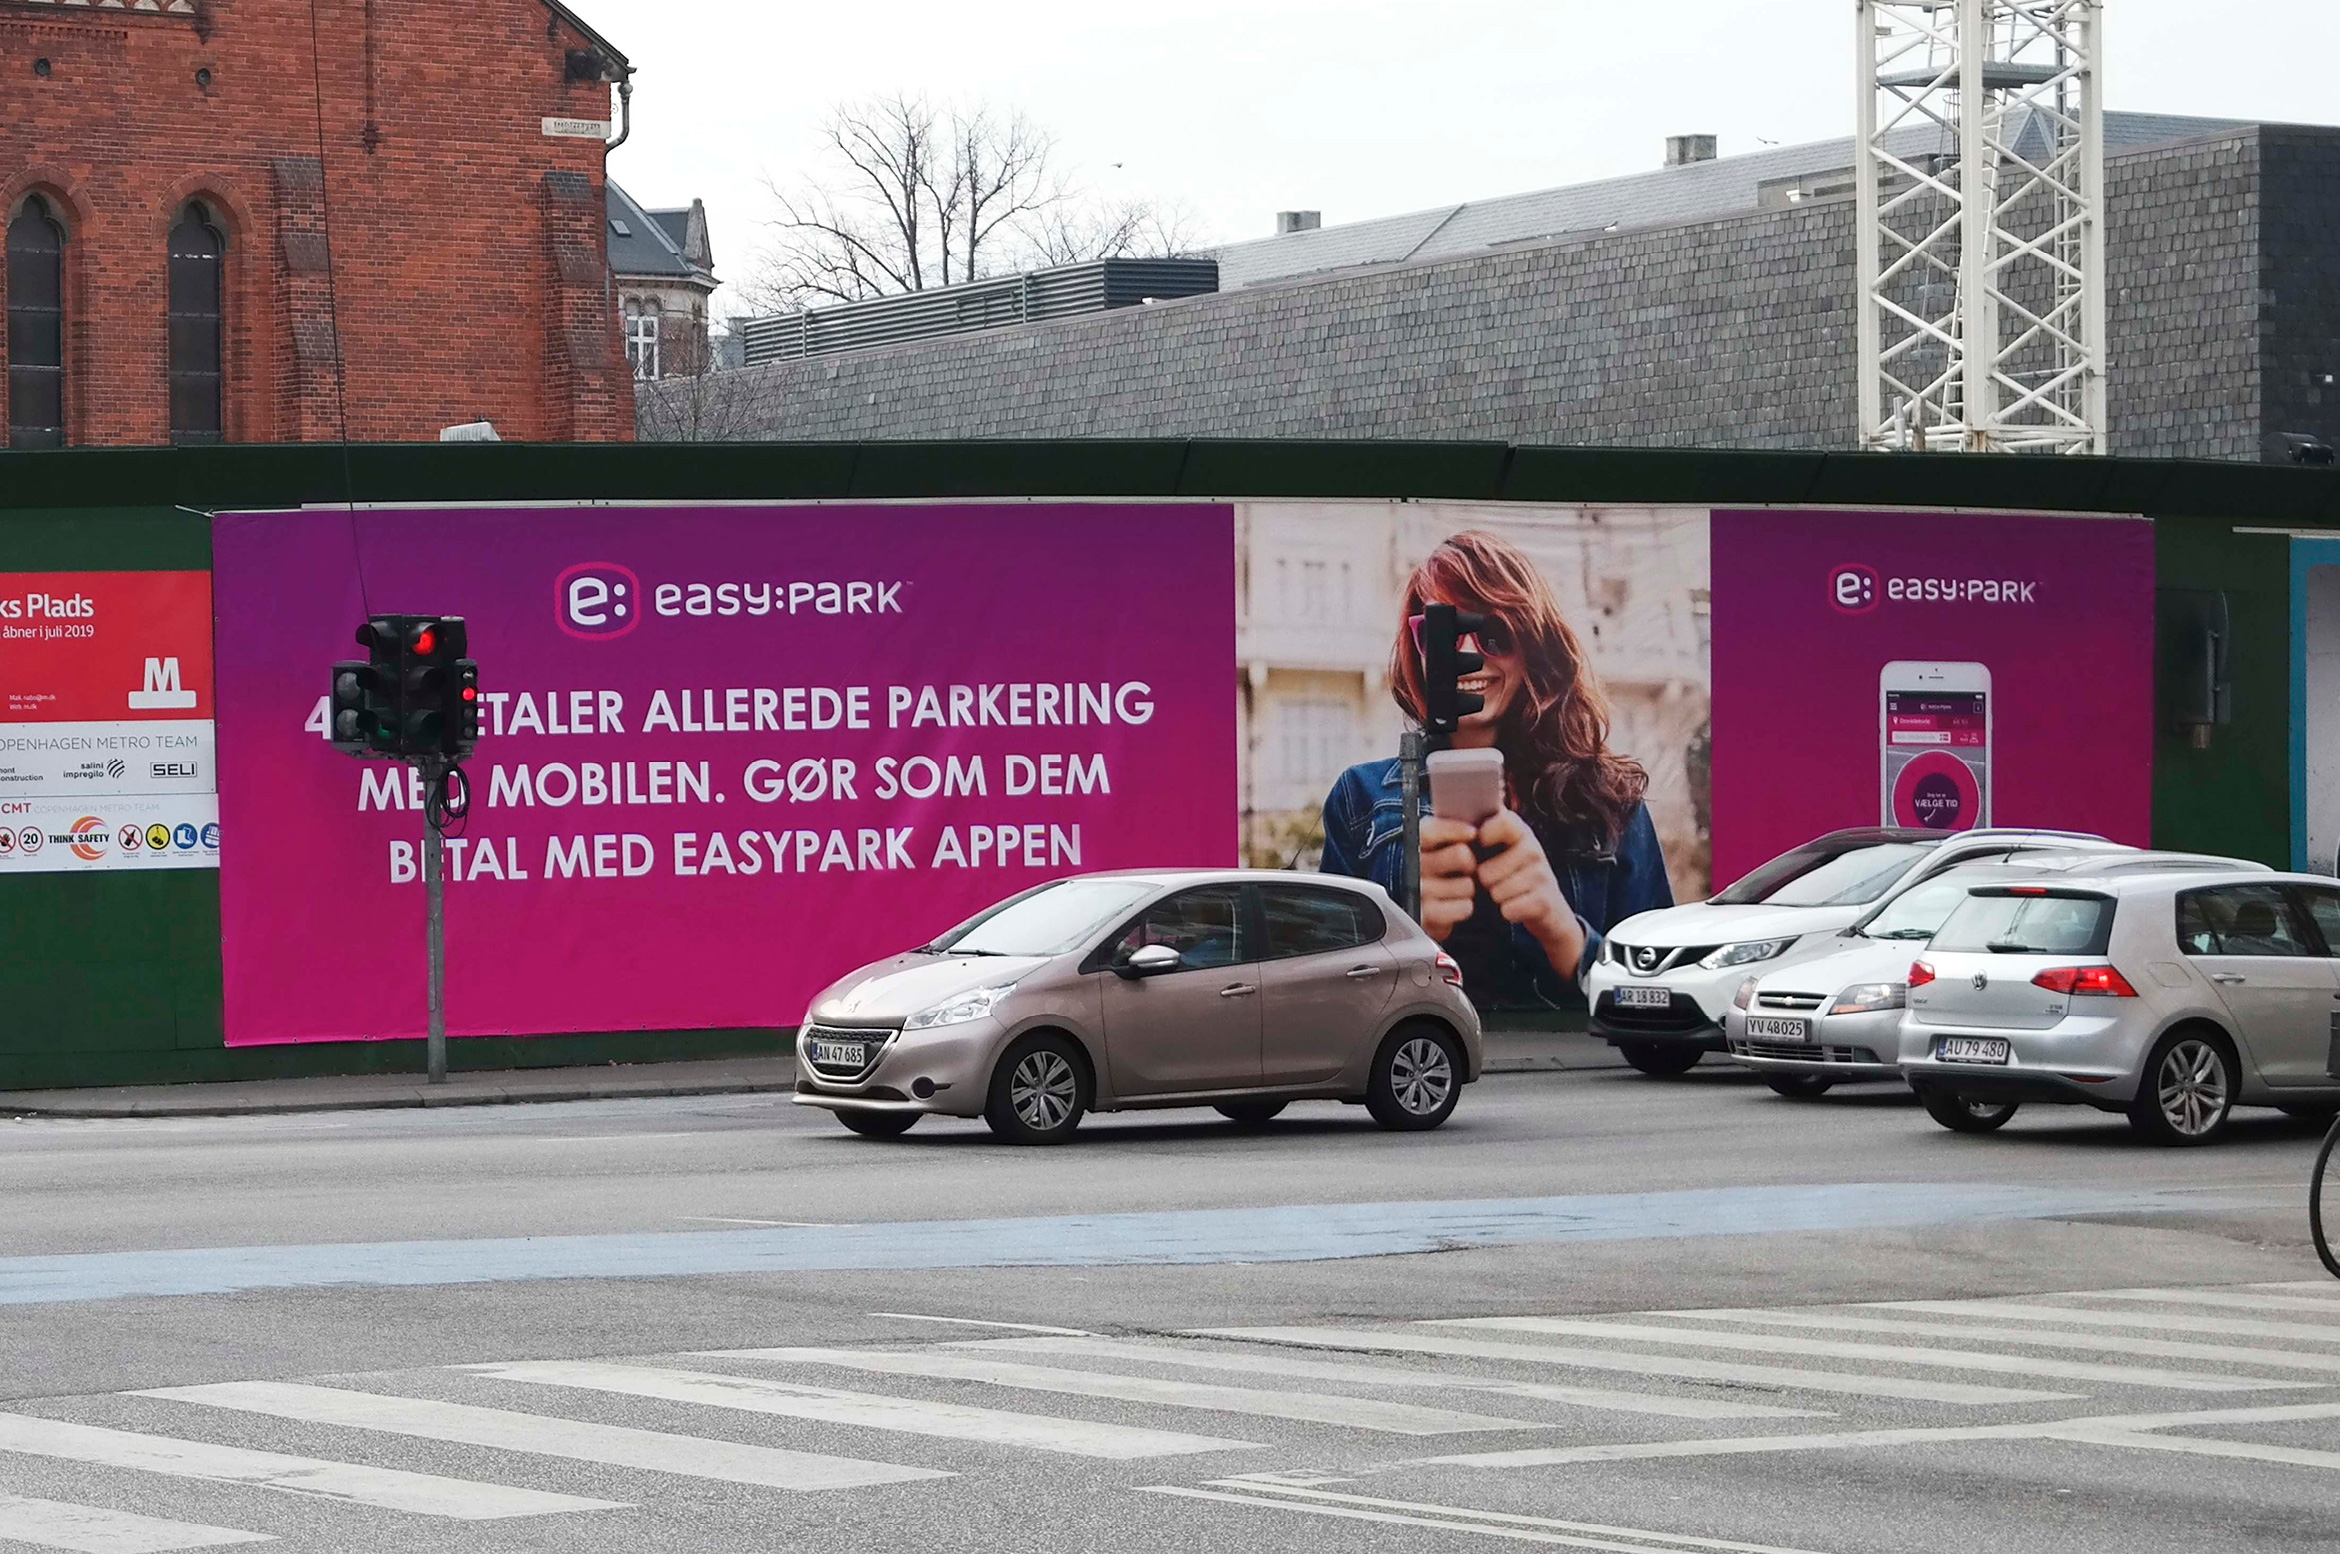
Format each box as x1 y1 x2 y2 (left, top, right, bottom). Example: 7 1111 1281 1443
2 1080 797 1121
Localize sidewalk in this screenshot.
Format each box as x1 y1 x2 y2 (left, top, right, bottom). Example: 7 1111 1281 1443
0 1030 1619 1119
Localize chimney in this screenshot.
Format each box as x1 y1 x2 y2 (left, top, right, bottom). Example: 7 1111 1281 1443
1664 135 1718 167
1275 210 1322 235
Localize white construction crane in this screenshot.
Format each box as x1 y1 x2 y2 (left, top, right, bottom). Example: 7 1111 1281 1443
1855 1 2107 454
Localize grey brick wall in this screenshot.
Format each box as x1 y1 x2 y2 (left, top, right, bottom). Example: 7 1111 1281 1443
660 128 2321 461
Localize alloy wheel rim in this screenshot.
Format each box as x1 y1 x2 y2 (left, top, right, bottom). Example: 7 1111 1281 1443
2157 1039 2227 1136
1390 1038 1453 1115
1012 1051 1077 1130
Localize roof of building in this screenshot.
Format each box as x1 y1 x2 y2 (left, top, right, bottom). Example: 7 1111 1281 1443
543 2 630 71
1212 109 2257 290
608 182 714 289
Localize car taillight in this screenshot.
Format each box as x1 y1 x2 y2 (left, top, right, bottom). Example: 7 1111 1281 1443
1908 959 1937 988
1435 951 1464 989
2032 965 2139 997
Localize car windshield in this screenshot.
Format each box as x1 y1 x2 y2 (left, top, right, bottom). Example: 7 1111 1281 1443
1713 841 1937 907
1930 892 2115 955
928 879 1157 958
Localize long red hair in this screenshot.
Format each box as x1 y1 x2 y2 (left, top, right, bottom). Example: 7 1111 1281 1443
1391 531 1647 848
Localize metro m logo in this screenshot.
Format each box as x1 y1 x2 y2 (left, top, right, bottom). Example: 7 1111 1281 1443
128 657 200 711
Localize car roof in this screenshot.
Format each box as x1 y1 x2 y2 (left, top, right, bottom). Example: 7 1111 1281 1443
1985 865 2302 894
1074 867 1385 892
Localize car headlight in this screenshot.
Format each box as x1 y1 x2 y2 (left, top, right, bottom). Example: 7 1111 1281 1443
1699 938 1796 970
903 982 1019 1030
1732 976 1758 1011
1828 981 1907 1015
1598 937 1622 966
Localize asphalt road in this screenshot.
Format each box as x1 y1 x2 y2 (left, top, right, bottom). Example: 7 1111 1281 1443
4 1063 2339 1552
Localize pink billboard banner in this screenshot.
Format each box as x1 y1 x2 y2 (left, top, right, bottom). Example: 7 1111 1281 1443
1709 508 2155 886
211 503 1237 1046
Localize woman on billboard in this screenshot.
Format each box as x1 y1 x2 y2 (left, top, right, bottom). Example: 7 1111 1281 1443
1319 531 1673 1010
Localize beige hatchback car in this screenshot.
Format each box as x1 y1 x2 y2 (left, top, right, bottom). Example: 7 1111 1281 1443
792 870 1484 1143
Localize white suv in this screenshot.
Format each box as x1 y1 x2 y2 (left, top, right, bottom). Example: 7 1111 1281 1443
1587 827 2115 1075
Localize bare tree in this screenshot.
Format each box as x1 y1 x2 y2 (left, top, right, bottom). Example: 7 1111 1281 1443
750 95 1192 313
634 342 791 442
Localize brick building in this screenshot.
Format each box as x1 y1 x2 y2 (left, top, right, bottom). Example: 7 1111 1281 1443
700 114 2340 463
1 0 635 448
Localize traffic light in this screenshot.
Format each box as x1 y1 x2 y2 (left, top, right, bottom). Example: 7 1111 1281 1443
330 615 475 760
1420 602 1491 740
396 616 467 757
450 656 482 757
327 658 398 756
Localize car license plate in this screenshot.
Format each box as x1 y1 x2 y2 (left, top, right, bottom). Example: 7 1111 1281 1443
805 1038 868 1068
1939 1036 2011 1065
1745 1016 1809 1040
1614 986 1672 1009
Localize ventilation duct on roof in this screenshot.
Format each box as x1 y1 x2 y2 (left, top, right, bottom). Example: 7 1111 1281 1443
1275 211 1322 235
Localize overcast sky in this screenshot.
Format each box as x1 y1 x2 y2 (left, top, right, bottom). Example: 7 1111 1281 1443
587 0 2340 317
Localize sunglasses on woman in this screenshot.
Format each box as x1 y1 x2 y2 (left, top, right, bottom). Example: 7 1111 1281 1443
1408 611 1517 659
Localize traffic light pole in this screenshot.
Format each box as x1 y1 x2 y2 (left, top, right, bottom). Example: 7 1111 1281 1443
1399 728 1424 923
421 757 449 1086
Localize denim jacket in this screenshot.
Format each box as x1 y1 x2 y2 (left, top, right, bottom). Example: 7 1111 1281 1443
1318 756 1674 1010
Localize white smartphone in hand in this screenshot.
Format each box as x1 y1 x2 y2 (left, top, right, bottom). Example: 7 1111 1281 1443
1880 661 1991 831
1427 747 1504 826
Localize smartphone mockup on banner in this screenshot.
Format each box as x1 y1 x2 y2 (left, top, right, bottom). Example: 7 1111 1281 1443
1880 661 1991 831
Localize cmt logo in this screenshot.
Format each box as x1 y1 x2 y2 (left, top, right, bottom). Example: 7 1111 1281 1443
128 657 199 711
556 563 642 641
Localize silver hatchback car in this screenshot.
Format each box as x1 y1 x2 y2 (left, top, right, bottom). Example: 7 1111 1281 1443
792 870 1483 1143
1902 869 2340 1144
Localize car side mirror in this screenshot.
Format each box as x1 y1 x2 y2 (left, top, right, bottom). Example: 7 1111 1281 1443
1117 944 1183 979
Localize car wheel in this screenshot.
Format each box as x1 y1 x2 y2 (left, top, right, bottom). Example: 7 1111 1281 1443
1366 1025 1462 1131
2129 1029 2236 1146
1619 1042 1702 1076
1918 1084 2020 1133
835 1109 921 1138
985 1033 1089 1145
1765 1073 1836 1099
1215 1102 1288 1128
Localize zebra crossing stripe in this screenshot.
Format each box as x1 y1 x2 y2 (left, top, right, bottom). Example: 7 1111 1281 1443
1193 1328 2077 1406
1878 1300 2340 1346
2071 1287 2340 1318
1186 1479 1840 1554
972 1336 1826 1421
133 1382 948 1492
706 1347 1549 1435
0 1493 271 1554
1136 1481 1837 1552
1434 1317 2304 1392
1420 1401 2340 1470
0 1413 618 1520
1662 1307 2340 1376
464 1360 1256 1459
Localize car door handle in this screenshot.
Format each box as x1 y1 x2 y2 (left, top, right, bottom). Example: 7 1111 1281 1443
1219 984 1256 998
1345 966 1382 979
2209 973 2246 985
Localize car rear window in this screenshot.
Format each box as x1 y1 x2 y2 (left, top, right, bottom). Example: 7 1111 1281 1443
1261 885 1384 959
1928 891 2114 956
